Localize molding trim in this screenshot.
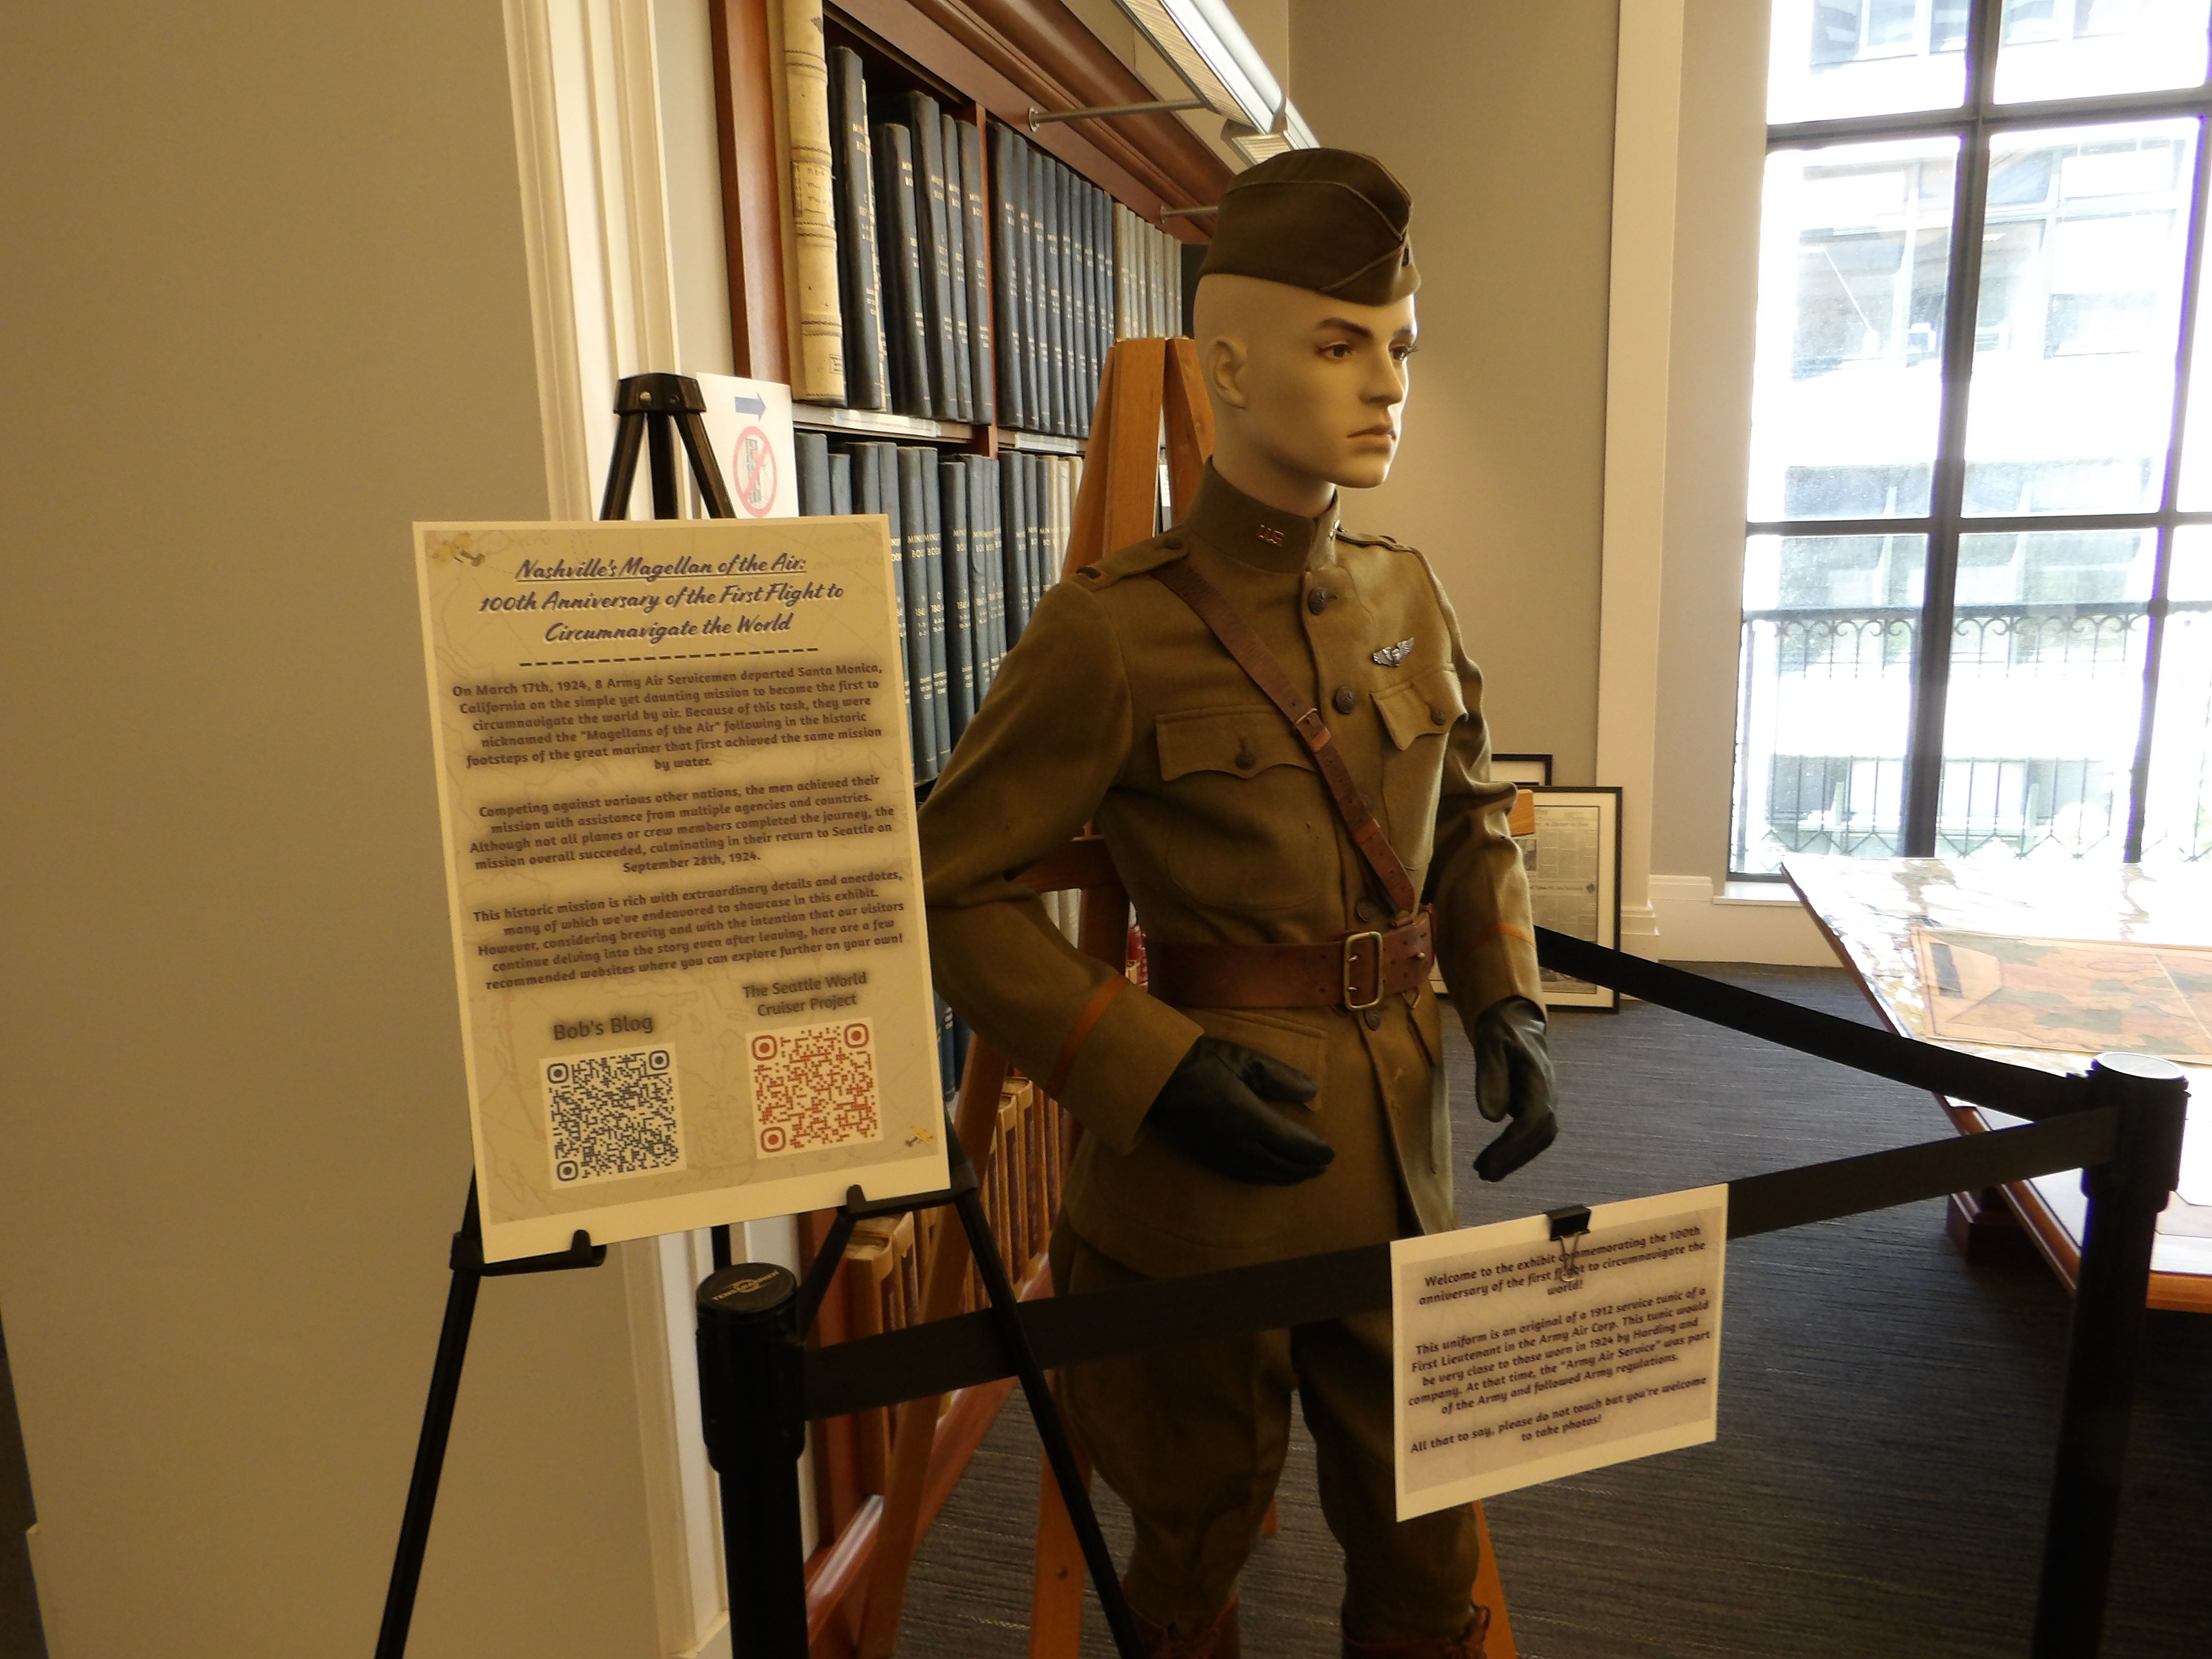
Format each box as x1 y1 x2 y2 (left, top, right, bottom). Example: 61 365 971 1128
1648 874 1839 966
1595 0 1688 937
504 0 593 518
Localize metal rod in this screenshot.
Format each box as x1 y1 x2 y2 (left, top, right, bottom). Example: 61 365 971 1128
950 1182 1147 1659
2029 1054 2189 1659
697 1263 811 1659
374 1182 486 1659
1027 97 1204 133
1159 205 1218 221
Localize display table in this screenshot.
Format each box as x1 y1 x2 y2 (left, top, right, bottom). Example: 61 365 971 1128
1783 856 2212 1312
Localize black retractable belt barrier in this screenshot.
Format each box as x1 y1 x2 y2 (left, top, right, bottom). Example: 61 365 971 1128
780 935 2186 1659
699 1125 1150 1659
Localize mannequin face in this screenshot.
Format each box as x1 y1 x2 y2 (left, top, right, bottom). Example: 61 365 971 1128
1193 274 1417 518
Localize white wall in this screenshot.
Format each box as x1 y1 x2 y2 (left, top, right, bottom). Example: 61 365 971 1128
1289 0 1621 786
0 3 663 1652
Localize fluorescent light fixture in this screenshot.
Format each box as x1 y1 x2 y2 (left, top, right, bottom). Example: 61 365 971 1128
1111 0 1289 135
1222 99 1317 166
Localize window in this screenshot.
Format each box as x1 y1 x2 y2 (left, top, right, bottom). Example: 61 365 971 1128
1732 0 2212 873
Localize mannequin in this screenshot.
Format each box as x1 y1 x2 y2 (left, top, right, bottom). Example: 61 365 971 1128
919 149 1555 1659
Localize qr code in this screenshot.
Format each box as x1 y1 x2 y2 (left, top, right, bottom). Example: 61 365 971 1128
544 1046 684 1185
750 1020 881 1156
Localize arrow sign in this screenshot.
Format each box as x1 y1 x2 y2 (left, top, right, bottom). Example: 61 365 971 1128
730 393 767 416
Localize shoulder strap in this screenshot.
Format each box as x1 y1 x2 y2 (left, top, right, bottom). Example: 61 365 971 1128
1149 559 1420 921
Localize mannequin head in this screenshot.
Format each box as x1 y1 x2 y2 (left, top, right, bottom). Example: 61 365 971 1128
1193 273 1416 518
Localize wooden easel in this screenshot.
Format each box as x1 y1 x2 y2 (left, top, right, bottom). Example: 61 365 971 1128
856 338 1518 1658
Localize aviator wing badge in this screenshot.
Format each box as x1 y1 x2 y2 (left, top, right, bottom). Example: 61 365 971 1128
1371 638 1415 668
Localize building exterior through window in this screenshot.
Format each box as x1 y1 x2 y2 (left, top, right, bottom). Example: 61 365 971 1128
1732 0 2212 875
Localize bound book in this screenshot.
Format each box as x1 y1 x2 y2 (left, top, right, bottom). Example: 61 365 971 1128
782 0 845 405
958 121 995 428
1000 449 1030 642
939 458 976 742
939 112 975 425
852 443 915 771
828 450 853 515
902 93 964 425
894 445 939 777
917 447 952 769
828 48 888 411
873 123 933 418
795 431 832 516
990 123 1026 430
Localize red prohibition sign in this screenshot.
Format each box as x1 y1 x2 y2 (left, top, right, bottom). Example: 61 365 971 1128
732 425 778 518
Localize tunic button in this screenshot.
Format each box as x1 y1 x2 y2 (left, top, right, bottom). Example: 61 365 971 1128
1162 537 1184 551
1355 898 1380 922
1333 687 1357 715
1234 749 1256 771
1429 707 1446 725
1362 1009 1383 1030
1307 588 1331 614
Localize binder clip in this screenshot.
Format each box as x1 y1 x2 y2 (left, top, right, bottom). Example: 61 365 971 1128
1545 1204 1592 1278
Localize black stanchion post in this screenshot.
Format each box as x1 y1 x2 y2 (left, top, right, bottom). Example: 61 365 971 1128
697 1262 811 1659
2030 1052 2188 1659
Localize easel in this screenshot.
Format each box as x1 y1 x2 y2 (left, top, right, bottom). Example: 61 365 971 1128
379 371 1141 1659
375 371 735 1659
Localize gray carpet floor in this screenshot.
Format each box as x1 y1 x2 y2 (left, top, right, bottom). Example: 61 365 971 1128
899 965 2212 1657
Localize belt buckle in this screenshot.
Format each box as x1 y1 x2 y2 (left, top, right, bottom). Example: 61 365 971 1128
1341 929 1385 1011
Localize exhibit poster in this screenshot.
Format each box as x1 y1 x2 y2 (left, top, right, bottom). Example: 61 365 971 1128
695 372 798 519
1391 1186 1727 1518
415 517 949 1261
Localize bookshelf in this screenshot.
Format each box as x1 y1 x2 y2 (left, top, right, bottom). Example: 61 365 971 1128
704 3 1228 1641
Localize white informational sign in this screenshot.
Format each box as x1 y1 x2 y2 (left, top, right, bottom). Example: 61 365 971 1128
693 372 798 520
1392 1186 1728 1518
415 517 948 1261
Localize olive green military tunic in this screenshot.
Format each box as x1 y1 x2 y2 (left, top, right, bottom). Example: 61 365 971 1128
918 463 1542 1277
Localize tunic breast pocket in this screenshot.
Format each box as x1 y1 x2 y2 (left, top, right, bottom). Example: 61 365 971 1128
1155 706 1333 912
1372 667 1466 871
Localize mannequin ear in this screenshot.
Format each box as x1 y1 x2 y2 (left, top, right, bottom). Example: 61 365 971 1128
1203 334 1249 410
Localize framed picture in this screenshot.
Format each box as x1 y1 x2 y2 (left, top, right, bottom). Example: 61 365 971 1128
1491 752 1553 786
1528 786 1621 1012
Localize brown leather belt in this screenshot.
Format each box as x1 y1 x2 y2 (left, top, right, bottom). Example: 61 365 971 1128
1146 907 1435 1012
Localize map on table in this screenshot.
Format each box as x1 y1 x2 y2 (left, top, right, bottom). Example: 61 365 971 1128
1911 926 2212 1062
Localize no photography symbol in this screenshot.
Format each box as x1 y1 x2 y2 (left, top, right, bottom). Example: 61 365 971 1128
733 425 777 518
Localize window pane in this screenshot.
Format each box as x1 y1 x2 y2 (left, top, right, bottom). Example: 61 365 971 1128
2141 526 2212 861
1994 0 2211 105
1933 530 2155 859
1770 0 1969 123
1748 140 1957 521
1962 122 2197 516
1733 534 1928 874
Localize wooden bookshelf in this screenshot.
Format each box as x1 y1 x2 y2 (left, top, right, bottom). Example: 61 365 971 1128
792 401 1087 454
704 7 1219 1650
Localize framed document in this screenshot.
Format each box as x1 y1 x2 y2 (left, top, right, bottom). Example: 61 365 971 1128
415 518 950 1261
1491 752 1553 786
1528 786 1621 1012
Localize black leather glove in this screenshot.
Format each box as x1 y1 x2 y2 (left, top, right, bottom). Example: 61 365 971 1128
1144 1036 1333 1186
1471 996 1558 1182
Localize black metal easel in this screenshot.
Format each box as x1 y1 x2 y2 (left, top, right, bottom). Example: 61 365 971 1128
696 1124 1149 1659
375 372 735 1659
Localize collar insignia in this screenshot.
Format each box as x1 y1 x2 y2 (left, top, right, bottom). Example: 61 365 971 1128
1255 523 1286 547
1371 638 1415 668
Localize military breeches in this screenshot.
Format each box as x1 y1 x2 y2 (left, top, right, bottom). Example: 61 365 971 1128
1050 1228 1480 1642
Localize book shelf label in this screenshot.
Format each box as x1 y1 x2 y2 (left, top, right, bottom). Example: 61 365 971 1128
416 516 944 1260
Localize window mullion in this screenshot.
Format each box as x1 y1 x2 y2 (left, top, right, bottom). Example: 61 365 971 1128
1903 0 2005 858
2124 107 2212 857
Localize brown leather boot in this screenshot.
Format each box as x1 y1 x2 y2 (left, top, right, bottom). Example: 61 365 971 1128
1340 1604 1489 1659
1129 1595 1240 1659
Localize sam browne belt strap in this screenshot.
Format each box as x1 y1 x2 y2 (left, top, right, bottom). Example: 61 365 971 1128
1144 556 1435 1012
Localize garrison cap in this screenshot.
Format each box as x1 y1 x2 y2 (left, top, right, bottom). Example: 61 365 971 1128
1196 148 1418 306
